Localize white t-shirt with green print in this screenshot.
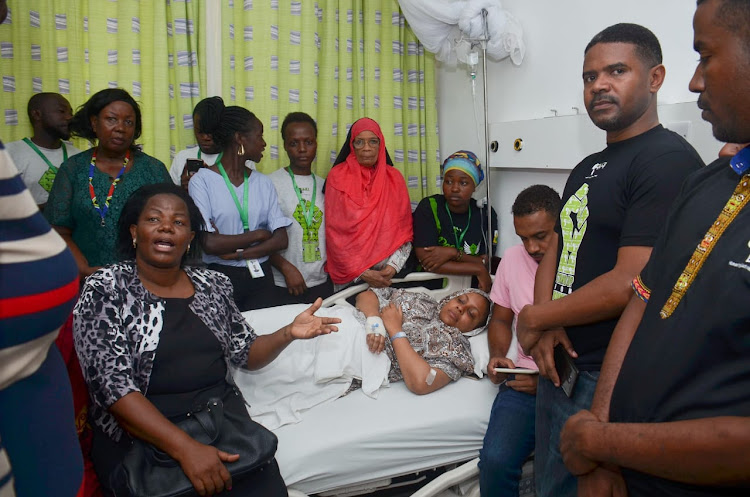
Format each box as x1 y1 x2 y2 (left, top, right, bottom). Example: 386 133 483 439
269 168 328 288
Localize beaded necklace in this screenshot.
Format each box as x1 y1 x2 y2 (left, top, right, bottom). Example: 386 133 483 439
88 149 130 226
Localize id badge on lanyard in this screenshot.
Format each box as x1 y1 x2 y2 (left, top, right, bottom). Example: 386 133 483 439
303 239 320 263
38 167 58 192
246 259 265 278
217 156 265 278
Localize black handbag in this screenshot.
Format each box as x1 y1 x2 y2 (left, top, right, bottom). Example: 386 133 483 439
110 389 278 497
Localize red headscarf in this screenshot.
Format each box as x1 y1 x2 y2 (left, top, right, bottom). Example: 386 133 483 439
325 118 413 284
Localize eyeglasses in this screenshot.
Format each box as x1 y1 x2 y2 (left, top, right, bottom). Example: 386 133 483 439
352 138 380 150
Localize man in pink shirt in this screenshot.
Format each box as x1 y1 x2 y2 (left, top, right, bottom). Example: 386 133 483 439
479 185 560 496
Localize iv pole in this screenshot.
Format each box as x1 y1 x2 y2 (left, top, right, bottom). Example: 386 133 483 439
479 9 493 270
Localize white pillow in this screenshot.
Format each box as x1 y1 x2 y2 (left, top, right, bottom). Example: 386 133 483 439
469 333 490 378
468 321 520 379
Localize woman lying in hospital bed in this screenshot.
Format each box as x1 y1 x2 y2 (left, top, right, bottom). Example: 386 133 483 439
235 286 491 429
355 287 491 395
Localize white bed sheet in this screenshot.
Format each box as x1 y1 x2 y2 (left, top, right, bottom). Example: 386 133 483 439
274 375 498 495
236 304 391 430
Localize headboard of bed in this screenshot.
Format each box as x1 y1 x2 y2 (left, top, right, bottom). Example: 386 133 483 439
321 272 473 308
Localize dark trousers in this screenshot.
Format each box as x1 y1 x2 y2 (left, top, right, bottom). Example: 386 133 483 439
0 347 83 497
208 261 288 311
535 371 600 497
479 385 536 496
99 459 287 497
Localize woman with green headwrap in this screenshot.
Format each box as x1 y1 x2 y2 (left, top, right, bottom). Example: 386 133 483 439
412 150 498 292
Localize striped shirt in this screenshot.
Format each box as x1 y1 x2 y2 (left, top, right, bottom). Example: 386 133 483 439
0 139 80 496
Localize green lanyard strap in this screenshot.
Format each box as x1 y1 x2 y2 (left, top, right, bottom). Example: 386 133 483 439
216 153 250 231
286 167 317 228
444 202 472 251
23 137 68 172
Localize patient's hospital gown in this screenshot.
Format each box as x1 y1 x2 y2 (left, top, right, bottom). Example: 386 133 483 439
354 288 475 382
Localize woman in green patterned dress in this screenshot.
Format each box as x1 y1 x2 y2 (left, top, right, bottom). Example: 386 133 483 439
46 88 170 278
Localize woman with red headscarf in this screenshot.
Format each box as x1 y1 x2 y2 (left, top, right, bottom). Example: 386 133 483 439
325 118 413 291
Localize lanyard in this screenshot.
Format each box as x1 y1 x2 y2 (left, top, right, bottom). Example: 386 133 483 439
286 167 317 228
23 137 68 172
88 149 130 226
659 173 750 318
197 149 202 160
216 153 250 231
445 202 472 251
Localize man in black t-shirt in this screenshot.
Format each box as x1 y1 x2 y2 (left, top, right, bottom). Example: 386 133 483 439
516 23 704 497
559 2 750 496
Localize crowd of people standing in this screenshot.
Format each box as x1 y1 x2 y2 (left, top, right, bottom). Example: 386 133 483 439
3 77 498 496
4 1 750 496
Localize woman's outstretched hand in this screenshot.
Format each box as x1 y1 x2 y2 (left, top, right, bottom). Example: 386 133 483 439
288 298 341 340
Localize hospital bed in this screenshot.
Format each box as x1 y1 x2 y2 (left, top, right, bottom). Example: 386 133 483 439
239 272 509 496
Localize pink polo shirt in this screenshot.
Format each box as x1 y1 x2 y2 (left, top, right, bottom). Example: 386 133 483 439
489 244 538 370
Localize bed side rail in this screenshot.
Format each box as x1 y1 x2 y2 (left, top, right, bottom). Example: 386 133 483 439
321 272 473 308
410 458 479 497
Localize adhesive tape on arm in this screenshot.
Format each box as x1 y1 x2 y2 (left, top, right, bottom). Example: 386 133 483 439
365 316 387 337
425 368 437 385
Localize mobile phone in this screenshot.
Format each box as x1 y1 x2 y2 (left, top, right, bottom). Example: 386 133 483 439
185 158 204 175
553 344 579 398
493 368 539 375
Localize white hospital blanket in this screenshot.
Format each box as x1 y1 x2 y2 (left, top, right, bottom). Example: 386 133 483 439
234 304 391 430
275 376 499 494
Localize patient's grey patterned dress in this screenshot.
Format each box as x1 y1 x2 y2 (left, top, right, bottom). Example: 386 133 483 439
354 287 476 382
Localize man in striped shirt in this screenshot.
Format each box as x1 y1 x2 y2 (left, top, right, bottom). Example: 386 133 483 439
0 132 83 495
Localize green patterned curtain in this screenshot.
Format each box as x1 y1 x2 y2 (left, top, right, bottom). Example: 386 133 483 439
0 0 205 166
222 0 441 203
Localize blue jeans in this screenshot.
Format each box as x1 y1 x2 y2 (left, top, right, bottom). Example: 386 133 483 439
479 384 536 497
534 371 600 497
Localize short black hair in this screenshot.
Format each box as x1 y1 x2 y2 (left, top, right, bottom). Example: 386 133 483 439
512 184 561 219
69 88 142 145
698 0 750 54
281 112 317 140
585 23 663 68
211 106 261 149
27 92 62 122
193 96 225 135
118 183 205 264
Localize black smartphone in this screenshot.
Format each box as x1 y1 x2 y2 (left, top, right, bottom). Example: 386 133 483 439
553 344 579 398
185 158 204 175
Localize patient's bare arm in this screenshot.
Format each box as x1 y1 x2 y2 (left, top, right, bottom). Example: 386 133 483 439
355 289 381 317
